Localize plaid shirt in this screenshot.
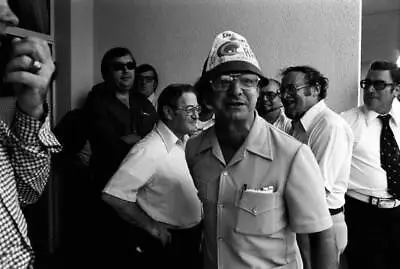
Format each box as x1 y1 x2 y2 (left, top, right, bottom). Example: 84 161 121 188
0 98 61 269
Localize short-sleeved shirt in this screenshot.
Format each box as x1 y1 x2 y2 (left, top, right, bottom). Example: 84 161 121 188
186 115 332 269
104 121 202 228
291 100 353 209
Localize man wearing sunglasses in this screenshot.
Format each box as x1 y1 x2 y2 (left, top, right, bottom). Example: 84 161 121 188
256 78 291 133
103 84 202 269
186 31 336 269
341 61 400 269
280 66 353 267
84 47 157 267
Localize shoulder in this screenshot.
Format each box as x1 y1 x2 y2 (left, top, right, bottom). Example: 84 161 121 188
315 107 352 133
340 106 364 127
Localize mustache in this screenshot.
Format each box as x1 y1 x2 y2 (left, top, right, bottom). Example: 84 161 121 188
265 105 283 113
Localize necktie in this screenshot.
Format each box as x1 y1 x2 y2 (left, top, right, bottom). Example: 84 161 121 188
378 114 400 198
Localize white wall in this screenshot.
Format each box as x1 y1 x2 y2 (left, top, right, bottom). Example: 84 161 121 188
71 0 94 109
93 0 361 113
361 0 400 77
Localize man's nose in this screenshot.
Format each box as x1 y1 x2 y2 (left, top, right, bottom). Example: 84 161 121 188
228 80 243 95
191 110 200 120
1 5 19 28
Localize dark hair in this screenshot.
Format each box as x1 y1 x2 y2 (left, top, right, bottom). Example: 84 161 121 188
258 77 269 88
100 47 136 81
259 78 280 89
157 83 197 122
369 61 400 83
281 65 328 100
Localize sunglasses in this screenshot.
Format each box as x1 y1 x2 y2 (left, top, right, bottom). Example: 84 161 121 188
360 79 395 91
112 61 136 72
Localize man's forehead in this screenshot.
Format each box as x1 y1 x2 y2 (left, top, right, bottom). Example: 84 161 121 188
261 82 280 93
282 71 307 85
177 92 198 106
366 70 393 82
112 55 133 63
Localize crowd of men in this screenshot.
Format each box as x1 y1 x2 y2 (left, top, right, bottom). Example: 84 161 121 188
0 0 398 267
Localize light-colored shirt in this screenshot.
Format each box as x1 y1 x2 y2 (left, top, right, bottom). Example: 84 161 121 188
148 92 157 109
186 114 332 269
272 108 292 134
341 98 400 198
291 100 353 209
103 121 202 228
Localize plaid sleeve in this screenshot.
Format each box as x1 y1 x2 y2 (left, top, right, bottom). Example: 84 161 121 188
9 105 61 206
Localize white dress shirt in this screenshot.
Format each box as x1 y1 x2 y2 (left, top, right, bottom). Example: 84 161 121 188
341 98 400 198
103 121 202 228
272 108 292 134
292 100 354 209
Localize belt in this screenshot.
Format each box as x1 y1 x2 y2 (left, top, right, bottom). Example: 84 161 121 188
346 191 400 209
329 207 344 216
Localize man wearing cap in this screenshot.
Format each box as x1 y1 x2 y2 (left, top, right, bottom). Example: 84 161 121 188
186 30 337 269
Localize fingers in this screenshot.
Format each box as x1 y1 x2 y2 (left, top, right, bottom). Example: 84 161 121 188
3 36 55 117
11 37 52 65
4 37 55 91
150 223 172 247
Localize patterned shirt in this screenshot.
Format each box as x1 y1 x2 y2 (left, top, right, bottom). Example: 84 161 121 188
0 97 61 268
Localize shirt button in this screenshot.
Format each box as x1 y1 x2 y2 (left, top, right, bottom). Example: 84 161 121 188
222 171 228 176
218 236 223 241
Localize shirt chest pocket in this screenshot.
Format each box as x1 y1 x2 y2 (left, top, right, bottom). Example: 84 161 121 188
234 190 285 235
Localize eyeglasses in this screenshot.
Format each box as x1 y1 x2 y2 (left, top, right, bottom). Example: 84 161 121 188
260 91 280 101
210 73 260 92
279 84 308 96
138 76 156 83
112 61 136 72
174 105 202 115
360 79 395 91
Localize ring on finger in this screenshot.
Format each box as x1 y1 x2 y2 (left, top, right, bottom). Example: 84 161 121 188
30 60 42 73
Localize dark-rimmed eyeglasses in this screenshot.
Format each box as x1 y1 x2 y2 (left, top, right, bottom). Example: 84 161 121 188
360 79 395 91
138 76 156 83
112 61 136 72
279 84 308 96
260 91 280 101
210 73 260 92
174 105 202 115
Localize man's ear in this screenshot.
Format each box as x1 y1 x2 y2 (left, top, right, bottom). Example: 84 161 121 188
312 84 321 98
163 105 174 121
393 83 400 98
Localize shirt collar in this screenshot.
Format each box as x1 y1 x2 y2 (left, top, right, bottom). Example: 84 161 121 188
156 121 183 152
364 98 400 127
300 100 327 132
197 113 273 161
